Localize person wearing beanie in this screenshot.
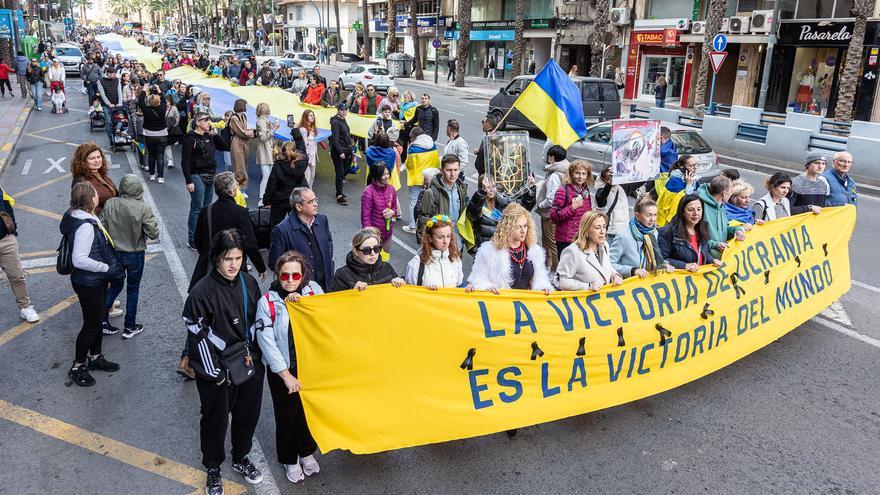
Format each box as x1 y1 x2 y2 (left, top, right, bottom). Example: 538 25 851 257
788 151 829 215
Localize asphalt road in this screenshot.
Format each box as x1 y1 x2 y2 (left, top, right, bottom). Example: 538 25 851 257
0 72 878 494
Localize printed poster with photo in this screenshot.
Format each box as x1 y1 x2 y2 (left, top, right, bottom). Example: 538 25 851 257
611 119 661 185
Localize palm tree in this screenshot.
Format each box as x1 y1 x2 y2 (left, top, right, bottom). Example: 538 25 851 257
455 0 472 86
692 0 729 115
333 0 342 54
834 0 872 122
386 0 398 54
589 0 610 76
510 0 524 76
361 0 371 61
410 0 423 79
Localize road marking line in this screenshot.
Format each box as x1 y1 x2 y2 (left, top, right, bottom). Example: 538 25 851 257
19 249 58 258
12 173 72 197
1 143 11 152
0 399 248 495
852 279 880 295
444 109 466 117
812 316 880 350
28 119 90 134
124 152 282 495
24 133 80 147
391 234 418 255
21 158 32 175
13 203 63 220
0 295 78 348
20 244 163 270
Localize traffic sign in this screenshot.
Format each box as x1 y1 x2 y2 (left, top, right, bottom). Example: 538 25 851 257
712 33 727 52
709 51 728 73
432 38 442 49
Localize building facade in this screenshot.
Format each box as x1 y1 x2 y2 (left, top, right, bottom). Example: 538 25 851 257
280 0 360 54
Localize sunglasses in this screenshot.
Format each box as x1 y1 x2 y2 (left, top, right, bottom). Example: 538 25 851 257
279 272 302 282
358 245 382 255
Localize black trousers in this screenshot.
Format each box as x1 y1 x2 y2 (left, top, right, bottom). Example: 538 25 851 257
0 78 12 95
266 371 317 464
195 364 265 469
72 282 106 363
145 135 167 178
330 152 350 197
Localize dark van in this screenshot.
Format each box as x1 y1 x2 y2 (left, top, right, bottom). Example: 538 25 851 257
488 76 622 131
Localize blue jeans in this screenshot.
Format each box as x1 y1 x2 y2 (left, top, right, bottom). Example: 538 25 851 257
656 98 665 108
188 174 214 243
30 82 42 108
85 81 98 105
408 185 422 228
104 252 145 328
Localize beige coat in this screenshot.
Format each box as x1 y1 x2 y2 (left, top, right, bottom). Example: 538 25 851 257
255 116 275 165
229 112 254 183
555 242 619 291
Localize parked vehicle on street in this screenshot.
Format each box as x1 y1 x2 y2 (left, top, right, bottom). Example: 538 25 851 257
336 52 363 63
219 47 255 61
55 43 84 75
338 64 394 93
177 36 198 52
490 76 622 132
162 34 179 47
262 58 305 71
284 52 317 71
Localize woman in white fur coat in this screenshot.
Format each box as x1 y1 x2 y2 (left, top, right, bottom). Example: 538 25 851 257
466 203 554 294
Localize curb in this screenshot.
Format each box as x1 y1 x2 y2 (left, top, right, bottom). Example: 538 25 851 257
0 101 33 175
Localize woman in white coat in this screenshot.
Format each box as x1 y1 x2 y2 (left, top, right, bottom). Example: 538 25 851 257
466 203 553 294
255 250 322 484
405 215 463 289
556 211 624 291
255 102 280 204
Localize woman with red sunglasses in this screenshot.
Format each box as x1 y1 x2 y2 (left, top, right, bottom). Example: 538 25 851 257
328 227 405 292
255 250 323 484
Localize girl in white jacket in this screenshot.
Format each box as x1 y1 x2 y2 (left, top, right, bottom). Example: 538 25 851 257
405 215 463 289
556 211 624 291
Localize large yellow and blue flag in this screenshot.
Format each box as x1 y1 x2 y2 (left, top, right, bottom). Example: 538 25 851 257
512 59 587 149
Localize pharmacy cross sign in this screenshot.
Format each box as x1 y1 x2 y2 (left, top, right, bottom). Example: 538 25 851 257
352 21 362 31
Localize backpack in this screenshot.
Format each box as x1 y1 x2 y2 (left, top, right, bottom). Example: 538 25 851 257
56 234 74 275
535 170 566 215
218 125 232 152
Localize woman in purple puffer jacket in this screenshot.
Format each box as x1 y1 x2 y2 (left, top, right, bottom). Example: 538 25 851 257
550 160 594 256
361 162 400 253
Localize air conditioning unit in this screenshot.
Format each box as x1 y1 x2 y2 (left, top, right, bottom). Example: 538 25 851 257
750 10 774 33
675 18 691 31
691 21 706 35
610 7 630 26
721 18 730 32
728 16 750 33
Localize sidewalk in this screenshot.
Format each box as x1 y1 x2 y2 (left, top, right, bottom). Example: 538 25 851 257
0 95 32 174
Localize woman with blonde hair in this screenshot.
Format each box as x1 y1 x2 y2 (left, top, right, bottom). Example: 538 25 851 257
256 102 281 203
70 141 117 214
329 227 405 292
466 203 553 294
724 179 760 228
556 211 623 291
405 215 463 289
550 160 594 255
297 109 318 186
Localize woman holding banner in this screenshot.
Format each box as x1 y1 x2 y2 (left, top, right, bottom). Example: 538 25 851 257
466 203 553 294
658 194 722 272
752 172 792 222
329 228 405 292
405 215 463 289
555 212 623 291
609 199 674 279
255 251 323 484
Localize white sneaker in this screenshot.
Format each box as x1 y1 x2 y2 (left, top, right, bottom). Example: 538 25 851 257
149 174 156 181
301 455 320 476
157 177 165 184
285 462 304 483
108 307 124 318
19 306 40 323
166 160 174 168
402 225 416 234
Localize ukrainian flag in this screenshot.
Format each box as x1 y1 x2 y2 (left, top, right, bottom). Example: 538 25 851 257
512 59 587 149
404 144 440 187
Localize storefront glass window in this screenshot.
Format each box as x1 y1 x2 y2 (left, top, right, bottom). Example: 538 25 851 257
795 0 833 18
646 0 693 19
778 0 796 19
501 0 553 20
833 0 854 18
472 0 503 22
787 47 841 115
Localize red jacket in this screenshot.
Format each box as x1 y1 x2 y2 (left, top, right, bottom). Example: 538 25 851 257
0 63 9 79
359 94 383 115
303 83 325 105
549 184 593 243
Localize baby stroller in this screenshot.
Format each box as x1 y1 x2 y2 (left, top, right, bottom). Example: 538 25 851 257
50 82 68 114
89 102 105 132
109 108 133 152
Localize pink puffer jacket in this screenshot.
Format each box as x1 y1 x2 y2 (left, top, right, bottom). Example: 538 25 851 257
361 182 399 241
549 184 593 243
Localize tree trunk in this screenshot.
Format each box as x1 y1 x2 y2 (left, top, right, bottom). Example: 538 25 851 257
455 0 472 86
333 0 342 54
177 0 185 34
834 0 871 122
410 0 423 79
360 0 370 60
511 0 524 76
692 0 729 115
386 0 398 54
589 0 610 77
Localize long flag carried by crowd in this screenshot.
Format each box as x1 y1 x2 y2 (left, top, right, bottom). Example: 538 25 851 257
511 59 588 149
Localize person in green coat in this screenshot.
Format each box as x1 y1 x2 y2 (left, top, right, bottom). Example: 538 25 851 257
697 175 745 258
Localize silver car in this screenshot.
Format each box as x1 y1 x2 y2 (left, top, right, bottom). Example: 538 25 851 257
541 122 719 180
54 44 84 75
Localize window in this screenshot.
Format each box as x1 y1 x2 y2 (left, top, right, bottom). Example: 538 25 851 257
671 132 712 154
295 6 303 20
417 1 434 15
368 67 390 75
56 47 82 57
646 0 693 19
287 12 293 21
582 82 601 101
502 0 554 20
505 79 528 95
586 124 611 143
788 0 855 18
396 3 408 15
600 83 618 101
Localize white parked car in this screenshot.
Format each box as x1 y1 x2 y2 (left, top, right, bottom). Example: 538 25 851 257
54 43 84 75
338 64 394 93
284 52 317 71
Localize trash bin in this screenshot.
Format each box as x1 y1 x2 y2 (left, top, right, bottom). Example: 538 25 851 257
387 53 414 78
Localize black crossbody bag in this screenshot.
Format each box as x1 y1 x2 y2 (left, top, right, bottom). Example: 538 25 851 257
219 272 256 385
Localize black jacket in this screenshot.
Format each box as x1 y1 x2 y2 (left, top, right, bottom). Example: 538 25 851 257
184 269 263 383
329 251 399 292
268 212 334 287
410 105 440 141
466 190 514 249
657 223 715 269
137 91 168 132
189 196 267 291
329 115 353 156
59 210 122 287
180 131 225 183
263 157 308 207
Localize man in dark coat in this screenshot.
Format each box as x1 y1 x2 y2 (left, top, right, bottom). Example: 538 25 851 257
268 187 334 290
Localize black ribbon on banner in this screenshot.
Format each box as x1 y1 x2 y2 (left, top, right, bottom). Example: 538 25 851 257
795 255 802 267
576 337 586 357
617 327 625 347
460 348 476 371
701 302 714 320
764 270 771 284
730 273 746 299
530 341 544 360
822 243 828 257
655 323 673 346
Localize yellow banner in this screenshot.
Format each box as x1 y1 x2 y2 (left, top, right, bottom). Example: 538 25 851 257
289 206 856 454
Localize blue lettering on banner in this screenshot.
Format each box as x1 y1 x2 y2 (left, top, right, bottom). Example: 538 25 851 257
468 369 493 410
541 362 561 397
567 357 588 391
547 299 575 332
513 301 537 334
497 367 523 403
479 301 505 338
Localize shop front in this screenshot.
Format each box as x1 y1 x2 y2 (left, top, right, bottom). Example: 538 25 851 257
766 21 879 118
624 29 693 107
445 18 554 77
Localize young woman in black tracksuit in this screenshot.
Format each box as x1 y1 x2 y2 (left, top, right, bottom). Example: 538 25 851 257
60 182 124 387
138 88 169 181
183 229 265 494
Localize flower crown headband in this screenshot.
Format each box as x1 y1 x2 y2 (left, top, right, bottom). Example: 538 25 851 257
425 215 451 228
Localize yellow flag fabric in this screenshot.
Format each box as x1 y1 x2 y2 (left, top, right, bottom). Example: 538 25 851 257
289 206 855 454
456 210 475 248
654 173 680 227
2 190 14 207
403 146 440 187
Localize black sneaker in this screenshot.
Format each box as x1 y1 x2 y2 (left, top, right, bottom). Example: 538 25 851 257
122 324 144 339
68 363 96 387
87 354 120 372
102 321 120 335
231 457 263 485
336 194 348 205
205 467 223 495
